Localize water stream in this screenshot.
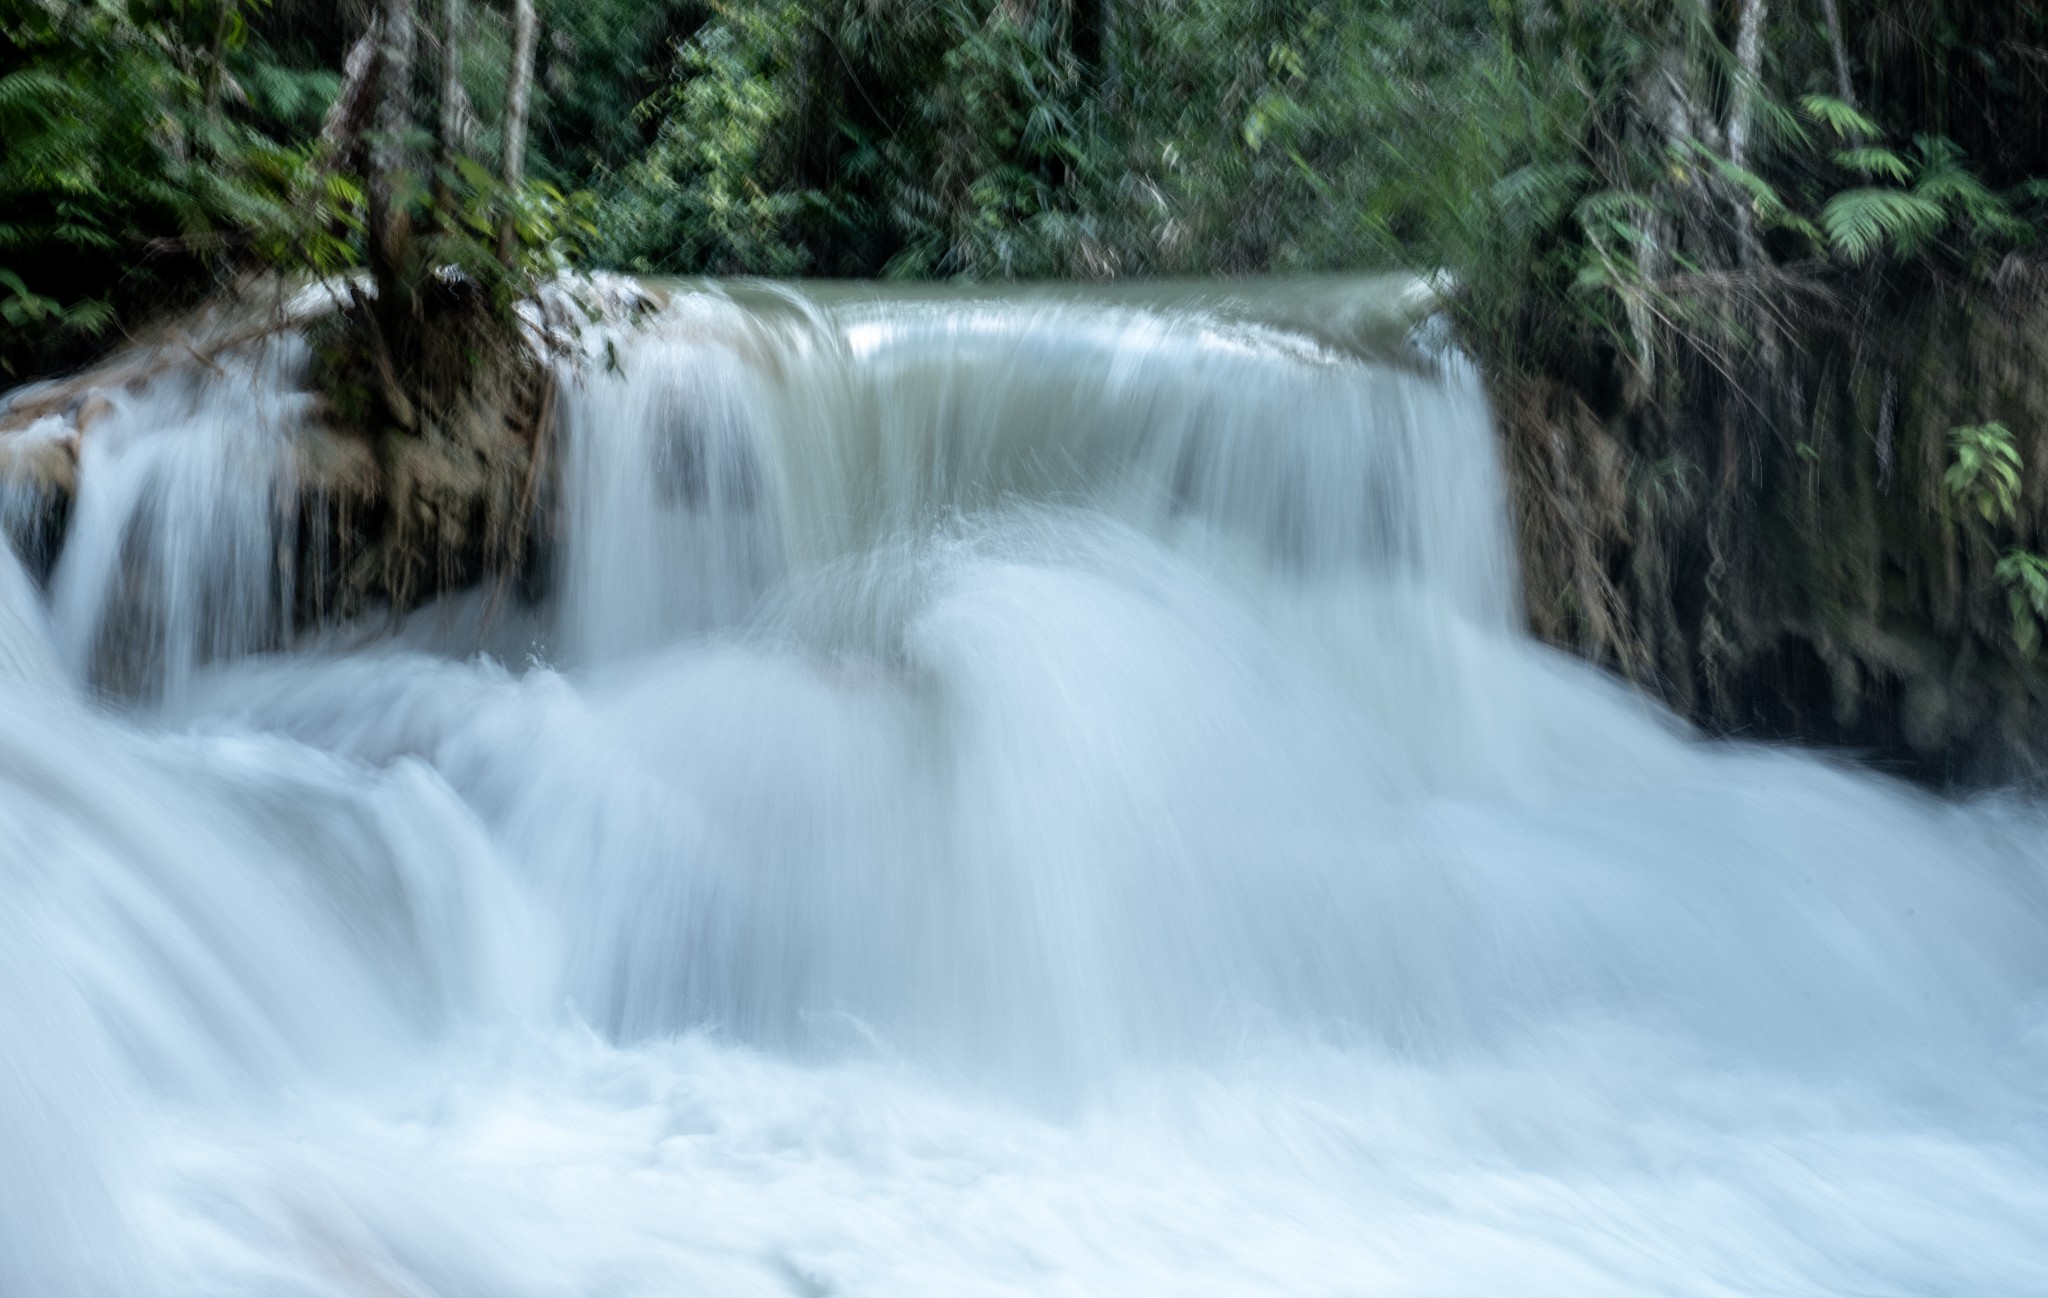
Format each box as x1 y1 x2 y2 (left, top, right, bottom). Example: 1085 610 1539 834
3 280 2047 1295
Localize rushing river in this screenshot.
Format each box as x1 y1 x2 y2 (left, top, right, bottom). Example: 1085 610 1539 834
4 281 2047 1295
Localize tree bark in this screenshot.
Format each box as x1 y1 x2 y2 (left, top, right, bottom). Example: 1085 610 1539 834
497 0 538 265
436 0 470 220
1817 0 1857 110
362 0 420 427
367 0 419 329
1726 0 1768 267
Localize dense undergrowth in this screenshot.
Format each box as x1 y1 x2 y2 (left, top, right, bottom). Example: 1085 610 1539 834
6 0 2048 781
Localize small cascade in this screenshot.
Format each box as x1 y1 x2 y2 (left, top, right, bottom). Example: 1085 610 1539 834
555 293 793 663
552 283 1510 668
43 339 309 700
0 534 59 688
0 412 72 579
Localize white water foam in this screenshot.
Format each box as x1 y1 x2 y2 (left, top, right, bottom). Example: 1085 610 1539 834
3 282 2046 1296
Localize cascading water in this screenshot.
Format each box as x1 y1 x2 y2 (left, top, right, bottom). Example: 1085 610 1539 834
41 339 310 701
4 280 2048 1296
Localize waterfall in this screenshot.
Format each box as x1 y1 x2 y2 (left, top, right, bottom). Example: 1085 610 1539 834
42 339 309 701
2 280 2047 1296
0 530 57 686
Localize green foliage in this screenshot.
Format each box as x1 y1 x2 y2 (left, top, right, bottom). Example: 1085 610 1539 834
603 0 812 275
602 0 1121 278
1945 422 2047 654
0 0 336 377
1820 137 2029 264
1821 188 1946 262
435 156 600 312
250 153 364 279
1997 550 2048 655
1834 148 1912 183
530 0 696 188
1801 94 1880 142
1945 422 2024 524
20 0 2028 384
0 0 614 382
598 0 1530 281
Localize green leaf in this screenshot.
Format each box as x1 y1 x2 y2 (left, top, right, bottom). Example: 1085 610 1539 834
1835 148 1912 182
1996 550 2048 653
1710 155 1821 241
1801 94 1881 140
1947 423 2025 523
1821 189 1948 262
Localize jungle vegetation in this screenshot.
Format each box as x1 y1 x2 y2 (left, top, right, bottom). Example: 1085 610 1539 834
5 0 2048 779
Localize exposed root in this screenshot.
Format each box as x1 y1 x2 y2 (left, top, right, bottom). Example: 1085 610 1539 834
304 276 552 625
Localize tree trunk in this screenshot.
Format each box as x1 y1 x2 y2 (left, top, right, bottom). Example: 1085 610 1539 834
497 0 538 265
1726 0 1768 267
436 0 470 220
1817 0 1857 110
361 0 420 428
367 0 419 333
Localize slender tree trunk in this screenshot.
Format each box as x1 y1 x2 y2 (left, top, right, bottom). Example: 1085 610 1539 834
497 0 538 265
368 0 419 326
1817 0 1857 110
1630 49 1694 384
1726 0 1767 267
436 0 469 221
363 0 420 427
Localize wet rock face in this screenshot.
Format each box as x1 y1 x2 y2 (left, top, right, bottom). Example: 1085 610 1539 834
1500 274 2048 790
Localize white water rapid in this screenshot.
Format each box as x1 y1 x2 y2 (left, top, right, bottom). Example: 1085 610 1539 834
3 280 2047 1296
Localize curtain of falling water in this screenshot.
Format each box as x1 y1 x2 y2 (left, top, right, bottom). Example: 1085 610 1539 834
1 280 2046 1297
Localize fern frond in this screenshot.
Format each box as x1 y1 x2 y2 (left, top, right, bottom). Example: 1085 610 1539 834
1821 188 1946 261
1835 148 1912 182
1800 94 1880 140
